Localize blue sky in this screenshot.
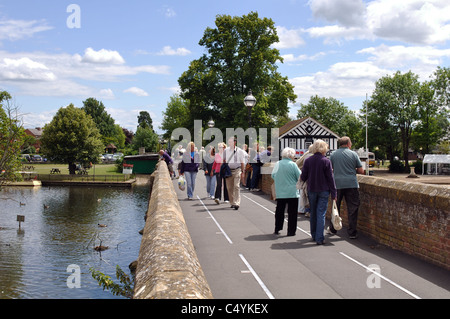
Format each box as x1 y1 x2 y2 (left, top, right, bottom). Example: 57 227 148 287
1 0 450 134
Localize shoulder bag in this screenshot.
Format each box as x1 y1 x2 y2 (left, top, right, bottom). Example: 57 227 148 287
331 200 342 230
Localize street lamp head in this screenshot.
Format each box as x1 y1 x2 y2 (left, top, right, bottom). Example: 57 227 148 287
207 119 215 128
244 89 256 108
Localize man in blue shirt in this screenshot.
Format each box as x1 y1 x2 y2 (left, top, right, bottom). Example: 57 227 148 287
329 136 364 239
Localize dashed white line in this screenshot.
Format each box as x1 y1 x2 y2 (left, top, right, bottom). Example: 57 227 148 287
239 253 275 299
339 252 421 299
197 195 233 244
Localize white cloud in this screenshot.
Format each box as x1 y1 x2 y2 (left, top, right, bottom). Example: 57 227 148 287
357 44 450 79
157 46 191 56
309 0 366 27
124 87 149 96
0 57 56 81
282 52 327 63
273 26 305 49
306 0 450 45
107 107 159 131
160 6 177 18
367 0 450 44
307 25 373 44
358 44 450 67
81 47 125 65
290 61 390 104
99 88 115 99
0 18 52 42
22 109 57 129
0 50 170 97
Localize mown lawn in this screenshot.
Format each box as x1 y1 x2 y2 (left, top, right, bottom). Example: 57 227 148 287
21 163 122 175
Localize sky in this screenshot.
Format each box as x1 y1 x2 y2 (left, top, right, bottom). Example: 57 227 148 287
1 0 450 134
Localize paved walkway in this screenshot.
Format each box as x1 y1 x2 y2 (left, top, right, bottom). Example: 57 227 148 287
174 173 450 299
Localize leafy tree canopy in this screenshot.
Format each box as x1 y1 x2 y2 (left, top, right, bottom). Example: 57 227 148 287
0 90 26 186
178 11 296 132
137 111 154 131
297 95 362 146
40 104 103 174
82 98 115 144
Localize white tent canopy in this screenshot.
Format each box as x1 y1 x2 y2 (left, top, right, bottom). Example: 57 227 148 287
422 154 450 175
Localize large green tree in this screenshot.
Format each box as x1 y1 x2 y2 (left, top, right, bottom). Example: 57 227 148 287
297 95 362 146
160 94 190 139
82 98 115 143
0 91 26 187
410 81 447 154
178 12 296 132
132 127 159 153
41 104 103 174
430 66 450 144
137 111 154 131
367 71 422 171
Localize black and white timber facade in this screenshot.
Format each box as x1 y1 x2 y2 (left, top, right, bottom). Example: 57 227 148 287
278 117 340 158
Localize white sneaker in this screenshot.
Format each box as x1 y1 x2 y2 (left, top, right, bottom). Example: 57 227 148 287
214 198 220 204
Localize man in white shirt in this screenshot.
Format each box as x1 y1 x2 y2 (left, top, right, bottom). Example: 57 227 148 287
223 136 246 210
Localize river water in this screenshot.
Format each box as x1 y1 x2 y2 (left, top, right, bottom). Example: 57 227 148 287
0 185 149 299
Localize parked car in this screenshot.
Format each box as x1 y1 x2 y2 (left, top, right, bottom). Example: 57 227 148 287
31 155 43 162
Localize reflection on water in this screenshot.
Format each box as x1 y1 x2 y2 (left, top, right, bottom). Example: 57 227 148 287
0 185 149 299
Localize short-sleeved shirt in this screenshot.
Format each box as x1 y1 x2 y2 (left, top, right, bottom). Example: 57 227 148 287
223 147 245 169
330 147 362 189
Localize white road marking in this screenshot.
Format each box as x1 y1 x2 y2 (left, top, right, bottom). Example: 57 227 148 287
339 252 421 299
239 253 275 299
197 195 233 244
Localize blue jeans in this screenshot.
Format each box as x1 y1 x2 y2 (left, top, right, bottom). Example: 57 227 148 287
184 171 197 199
205 174 217 197
308 191 330 243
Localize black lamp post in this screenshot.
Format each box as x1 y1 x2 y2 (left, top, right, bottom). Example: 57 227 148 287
244 89 257 127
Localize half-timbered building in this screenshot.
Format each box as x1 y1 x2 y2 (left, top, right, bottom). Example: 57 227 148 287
278 117 340 158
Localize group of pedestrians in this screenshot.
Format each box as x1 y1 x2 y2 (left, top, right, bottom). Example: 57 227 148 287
160 135 363 245
161 137 270 209
272 136 363 245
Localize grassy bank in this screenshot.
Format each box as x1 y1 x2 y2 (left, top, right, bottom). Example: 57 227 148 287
22 163 122 175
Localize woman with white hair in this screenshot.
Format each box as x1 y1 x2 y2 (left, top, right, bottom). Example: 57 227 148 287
300 139 337 245
271 147 301 236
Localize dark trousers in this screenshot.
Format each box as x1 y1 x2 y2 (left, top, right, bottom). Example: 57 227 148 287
330 188 360 236
250 163 261 189
275 198 299 235
215 173 229 201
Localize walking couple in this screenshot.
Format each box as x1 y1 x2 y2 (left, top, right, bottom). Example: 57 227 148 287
272 137 362 244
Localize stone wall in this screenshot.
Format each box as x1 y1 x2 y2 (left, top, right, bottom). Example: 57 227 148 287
133 161 213 299
261 166 449 270
340 175 449 270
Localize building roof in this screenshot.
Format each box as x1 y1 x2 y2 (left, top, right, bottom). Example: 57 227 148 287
278 117 340 139
25 128 43 138
423 154 450 164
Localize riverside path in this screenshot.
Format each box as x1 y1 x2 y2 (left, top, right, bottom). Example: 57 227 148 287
173 174 450 299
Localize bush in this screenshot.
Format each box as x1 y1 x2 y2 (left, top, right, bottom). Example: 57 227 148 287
413 160 423 174
389 159 406 173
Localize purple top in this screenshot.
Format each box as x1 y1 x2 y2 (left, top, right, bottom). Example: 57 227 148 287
161 151 173 164
301 152 337 199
